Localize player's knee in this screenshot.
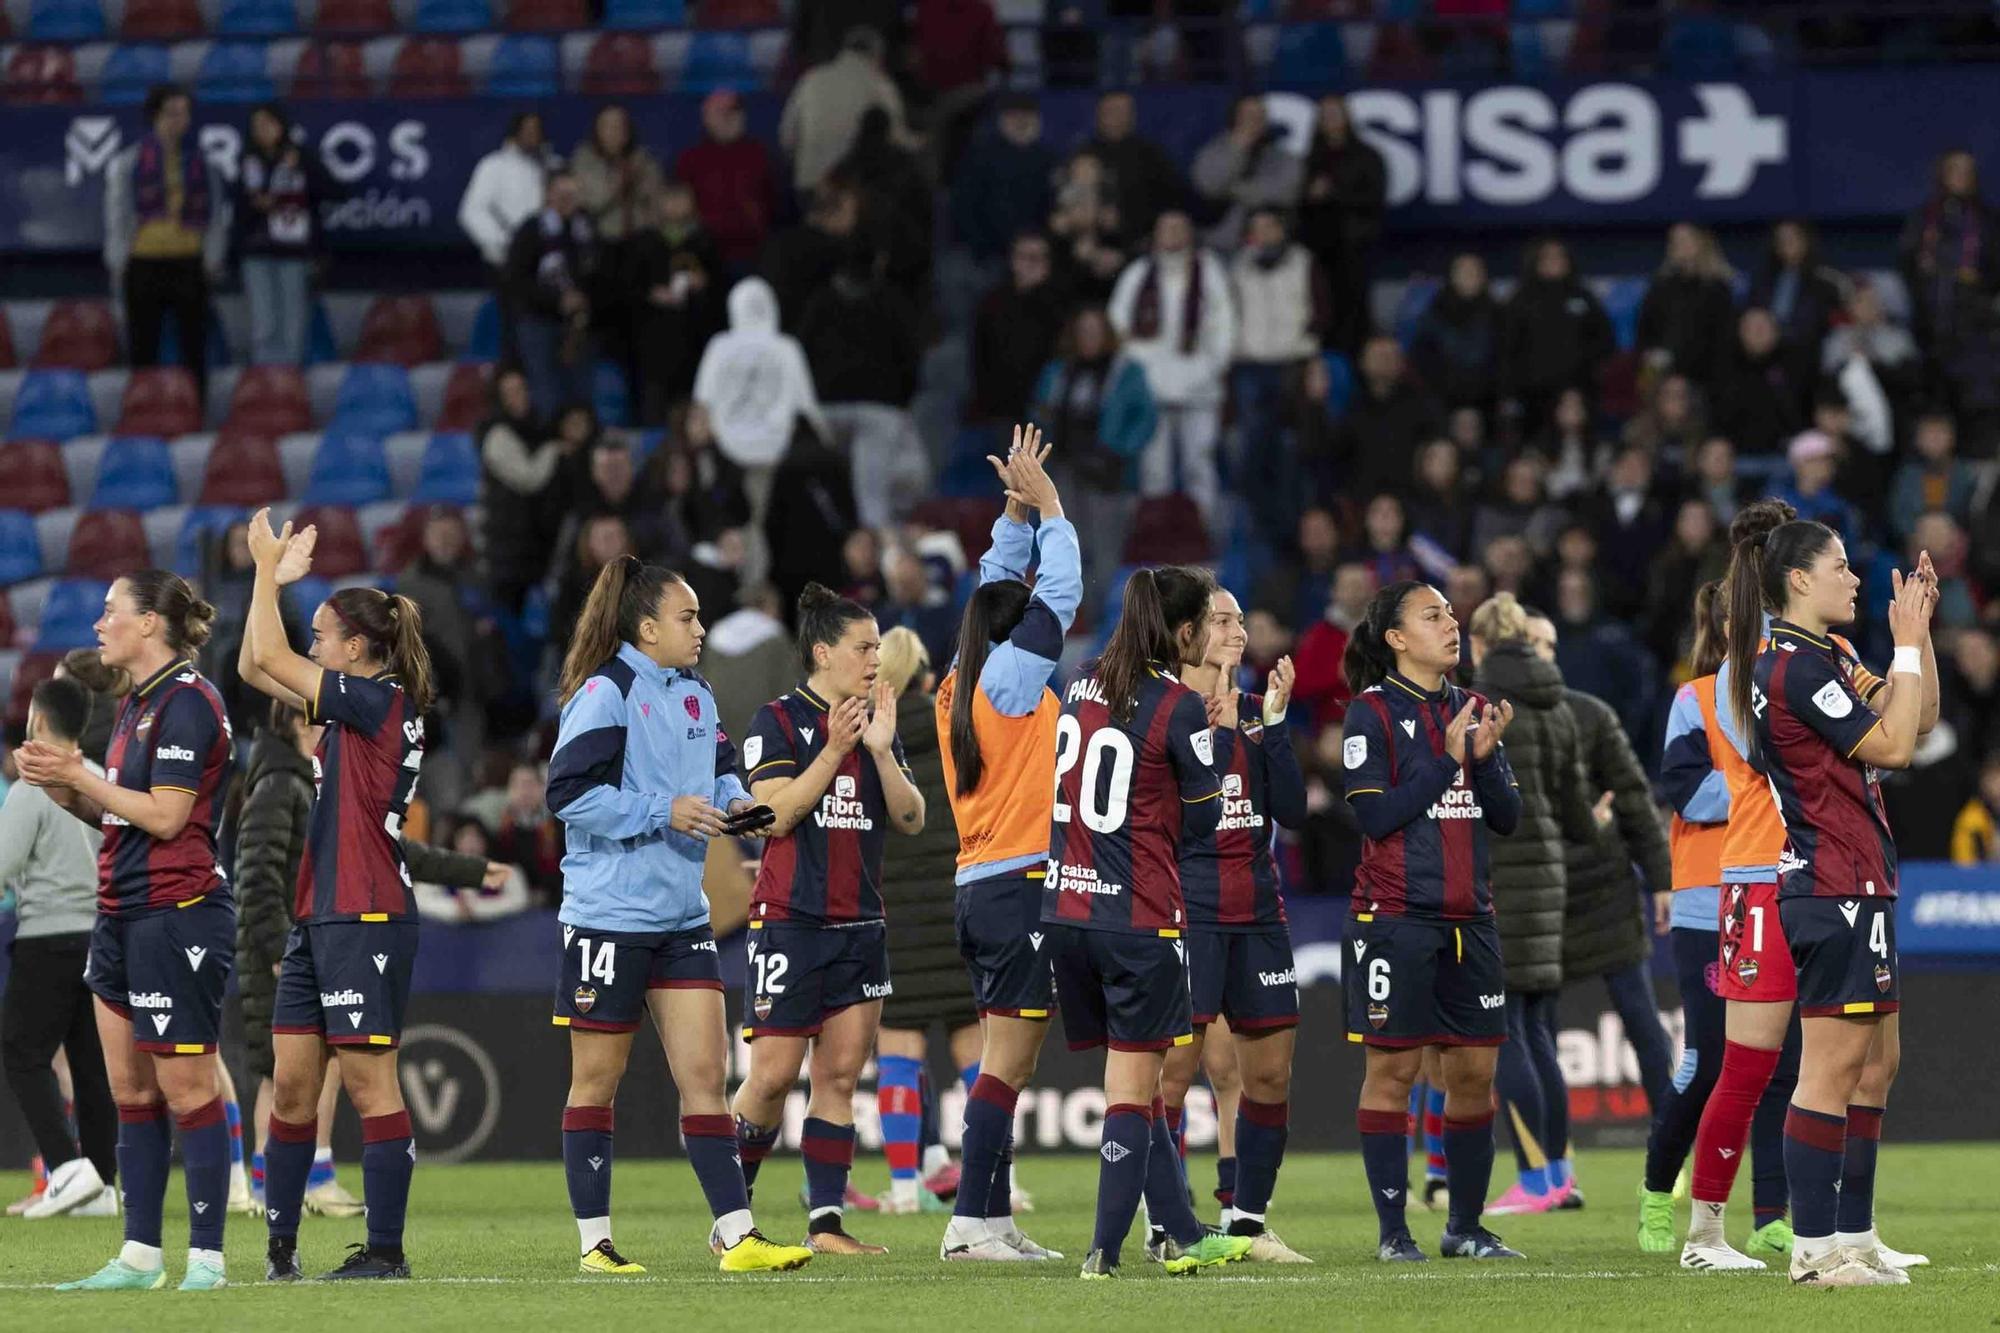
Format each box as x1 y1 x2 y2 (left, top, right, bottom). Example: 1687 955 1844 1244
1242 1064 1290 1104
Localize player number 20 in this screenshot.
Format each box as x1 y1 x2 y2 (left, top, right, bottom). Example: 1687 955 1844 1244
1052 715 1135 834
1366 957 1391 1001
577 938 617 986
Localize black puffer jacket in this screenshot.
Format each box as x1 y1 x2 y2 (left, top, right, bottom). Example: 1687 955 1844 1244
1473 641 1599 993
1562 688 1673 979
875 688 967 1019
233 729 315 994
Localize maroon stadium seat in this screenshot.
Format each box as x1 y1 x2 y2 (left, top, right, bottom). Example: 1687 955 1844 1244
908 497 1003 576
0 441 71 512
292 505 367 576
581 32 659 95
198 431 288 505
314 0 394 32
1368 22 1437 80
374 504 428 574
505 0 587 29
389 37 471 97
698 0 782 26
5 653 62 729
33 299 120 371
67 510 152 581
436 362 492 431
354 295 444 366
116 367 202 437
4 46 83 105
1122 494 1213 566
225 365 313 435
0 312 16 369
292 40 373 97
121 0 207 39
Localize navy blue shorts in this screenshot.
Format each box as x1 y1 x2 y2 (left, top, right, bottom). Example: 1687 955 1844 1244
743 920 890 1040
1049 923 1193 1053
84 897 235 1055
553 922 723 1033
955 872 1054 1019
1782 895 1900 1018
1341 913 1507 1049
1187 925 1300 1031
272 918 420 1049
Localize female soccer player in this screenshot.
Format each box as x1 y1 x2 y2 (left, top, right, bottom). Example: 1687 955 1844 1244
1730 520 1935 1287
1046 564 1252 1279
1157 589 1309 1262
731 583 925 1255
934 426 1075 1263
17 571 237 1290
1339 580 1522 1264
544 555 809 1275
235 508 434 1281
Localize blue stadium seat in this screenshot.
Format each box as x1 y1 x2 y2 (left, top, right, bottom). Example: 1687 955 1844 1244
9 371 96 440
1271 23 1346 85
1510 22 1552 79
1391 278 1438 348
102 44 173 103
0 512 44 586
35 579 111 652
412 0 493 32
1319 351 1355 419
411 432 480 505
938 425 1003 498
285 575 334 623
306 301 339 365
216 0 298 35
88 437 179 511
197 41 277 103
487 35 559 96
28 0 108 40
1601 275 1649 351
1513 0 1571 16
329 364 417 435
174 506 246 574
1664 15 1739 77
681 30 755 89
302 432 392 506
603 0 683 29
593 361 632 428
466 296 501 361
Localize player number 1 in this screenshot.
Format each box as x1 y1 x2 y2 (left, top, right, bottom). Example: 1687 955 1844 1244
1748 905 1763 953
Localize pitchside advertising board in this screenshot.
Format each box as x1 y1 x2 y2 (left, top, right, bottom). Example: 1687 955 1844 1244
5 864 1995 1162
7 67 2000 253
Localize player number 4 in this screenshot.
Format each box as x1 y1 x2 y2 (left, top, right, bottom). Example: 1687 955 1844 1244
1868 910 1888 958
578 938 617 985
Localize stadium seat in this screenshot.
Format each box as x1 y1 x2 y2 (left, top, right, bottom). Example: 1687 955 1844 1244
4 653 63 728
198 430 287 505
1367 20 1436 79
1664 15 1738 76
412 0 492 31
371 504 427 574
9 369 96 438
488 33 559 95
389 37 471 96
116 367 201 436
505 0 586 29
1320 350 1354 418
1391 277 1439 347
34 578 110 651
604 0 684 28
66 511 150 579
581 31 661 94
1123 494 1212 565
88 437 179 511
593 361 632 427
0 442 70 513
301 432 392 506
314 0 392 28
436 362 491 430
681 29 755 88
385 431 428 496
33 299 120 371
4 46 84 104
354 295 445 366
465 296 502 361
28 0 108 41
120 0 204 39
198 40 277 102
224 365 312 435
0 511 44 585
0 600 14 651
291 505 367 576
173 505 245 573
411 432 479 505
216 0 297 34
329 364 417 435
1600 274 1648 350
1271 22 1346 83
290 37 371 95
0 314 15 369
698 0 783 26
102 42 174 101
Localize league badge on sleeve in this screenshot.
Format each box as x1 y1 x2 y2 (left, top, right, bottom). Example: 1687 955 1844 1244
1191 730 1214 766
1344 736 1367 770
743 735 763 769
1812 679 1853 718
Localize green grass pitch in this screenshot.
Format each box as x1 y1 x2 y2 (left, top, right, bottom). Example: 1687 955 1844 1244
2 1146 1996 1330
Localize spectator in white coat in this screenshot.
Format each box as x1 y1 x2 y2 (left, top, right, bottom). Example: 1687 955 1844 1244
1108 209 1235 526
459 113 552 358
1230 206 1328 540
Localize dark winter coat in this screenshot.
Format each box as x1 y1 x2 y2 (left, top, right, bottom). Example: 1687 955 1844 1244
876 687 971 1027
1635 271 1736 390
1499 276 1615 402
1473 641 1599 993
1561 688 1672 979
1409 287 1501 410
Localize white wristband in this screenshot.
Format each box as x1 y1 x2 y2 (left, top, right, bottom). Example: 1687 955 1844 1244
1262 699 1287 728
1891 646 1922 677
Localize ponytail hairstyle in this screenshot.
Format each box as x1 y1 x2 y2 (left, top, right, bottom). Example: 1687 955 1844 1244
797 582 874 676
878 627 930 698
122 569 217 656
1467 591 1530 649
947 578 1034 796
1689 578 1728 677
1093 564 1215 724
1722 511 1836 750
556 555 687 705
1343 579 1431 694
326 587 437 714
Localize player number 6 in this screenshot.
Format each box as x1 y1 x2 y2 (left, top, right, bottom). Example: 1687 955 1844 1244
1367 956 1391 1001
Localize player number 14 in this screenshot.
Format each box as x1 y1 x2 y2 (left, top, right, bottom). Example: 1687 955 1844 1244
578 938 617 986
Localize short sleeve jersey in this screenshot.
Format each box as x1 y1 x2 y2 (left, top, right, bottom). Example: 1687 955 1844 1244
1044 668 1222 936
1178 692 1287 929
296 669 424 921
98 658 234 915
1750 620 1898 900
745 683 910 926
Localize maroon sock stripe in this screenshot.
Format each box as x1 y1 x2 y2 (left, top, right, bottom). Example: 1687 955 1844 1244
680 1114 735 1139
1357 1107 1407 1136
969 1073 1019 1114
1784 1105 1847 1154
362 1110 413 1143
1443 1111 1495 1133
269 1114 318 1144
174 1096 226 1132
562 1105 614 1133
1845 1105 1884 1141
1106 1102 1153 1122
1241 1096 1289 1129
117 1100 167 1125
801 1129 855 1166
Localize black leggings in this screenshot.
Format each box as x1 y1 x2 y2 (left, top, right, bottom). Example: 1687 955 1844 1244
1491 989 1567 1172
2 933 117 1182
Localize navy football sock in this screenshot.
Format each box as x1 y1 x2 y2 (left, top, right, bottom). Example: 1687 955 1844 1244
735 1116 778 1198
361 1111 414 1256
263 1114 316 1243
1093 1104 1153 1266
561 1105 613 1223
1143 1098 1202 1245
1232 1097 1289 1223
1836 1105 1883 1234
954 1074 1014 1221
116 1102 170 1250
681 1114 752 1222
176 1098 229 1251
1443 1110 1497 1236
1358 1107 1410 1242
1784 1105 1846 1241
800 1117 855 1216
1214 1155 1237 1211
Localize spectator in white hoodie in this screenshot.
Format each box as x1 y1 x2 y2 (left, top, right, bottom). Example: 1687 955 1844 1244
1230 206 1328 543
1108 209 1235 527
458 113 552 358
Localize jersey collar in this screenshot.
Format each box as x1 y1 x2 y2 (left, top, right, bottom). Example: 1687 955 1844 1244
132 657 193 699
616 640 679 685
795 681 831 713
1768 618 1835 654
1384 669 1449 703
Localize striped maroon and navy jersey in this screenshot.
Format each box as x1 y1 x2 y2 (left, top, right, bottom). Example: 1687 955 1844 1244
1178 693 1306 929
745 684 910 926
1043 667 1224 936
98 658 234 916
1340 671 1521 921
1751 619 1897 901
296 669 424 921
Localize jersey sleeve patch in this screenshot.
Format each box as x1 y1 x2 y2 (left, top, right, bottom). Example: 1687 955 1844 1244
1811 678 1853 719
1190 728 1214 768
1344 736 1366 769
743 734 763 770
